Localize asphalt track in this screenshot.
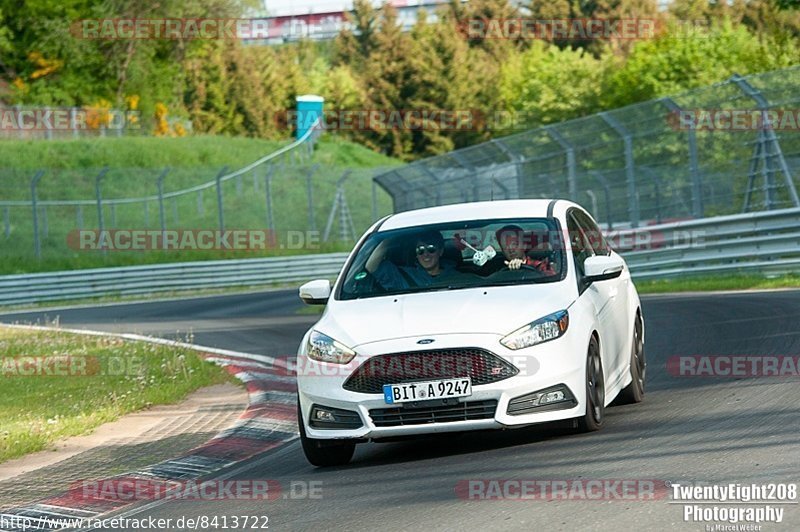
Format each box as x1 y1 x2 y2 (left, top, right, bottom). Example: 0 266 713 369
2 289 799 531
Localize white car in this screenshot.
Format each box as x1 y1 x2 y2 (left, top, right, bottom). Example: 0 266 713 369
296 199 645 466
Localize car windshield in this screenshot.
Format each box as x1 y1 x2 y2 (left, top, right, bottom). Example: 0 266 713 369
339 218 565 300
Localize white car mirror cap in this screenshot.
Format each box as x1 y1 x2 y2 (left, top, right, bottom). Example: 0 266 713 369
583 255 625 282
299 279 332 305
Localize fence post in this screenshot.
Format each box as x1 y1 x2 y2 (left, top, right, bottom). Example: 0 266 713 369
662 97 703 218
156 168 170 242
144 201 149 227
731 74 800 210
4 206 10 238
95 167 109 254
264 165 275 230
600 112 639 227
30 170 45 259
196 190 204 216
371 179 378 221
71 108 79 139
589 171 613 230
323 170 352 242
306 164 320 232
110 203 116 228
215 166 229 232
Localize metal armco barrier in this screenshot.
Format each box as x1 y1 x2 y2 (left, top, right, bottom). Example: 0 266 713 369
0 253 348 306
1 207 799 306
611 207 800 280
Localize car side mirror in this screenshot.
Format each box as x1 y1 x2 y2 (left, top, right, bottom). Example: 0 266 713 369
583 255 624 282
299 279 331 305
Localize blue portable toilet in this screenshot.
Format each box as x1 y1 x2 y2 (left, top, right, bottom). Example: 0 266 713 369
295 95 324 139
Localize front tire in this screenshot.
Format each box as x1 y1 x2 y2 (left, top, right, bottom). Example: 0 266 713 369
298 404 356 467
617 314 645 405
576 335 605 432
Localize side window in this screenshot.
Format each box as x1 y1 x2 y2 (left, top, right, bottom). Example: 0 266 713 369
573 210 610 256
567 212 594 280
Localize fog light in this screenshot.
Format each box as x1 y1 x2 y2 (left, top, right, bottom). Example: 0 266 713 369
540 390 565 404
309 404 364 429
314 409 336 422
507 384 576 416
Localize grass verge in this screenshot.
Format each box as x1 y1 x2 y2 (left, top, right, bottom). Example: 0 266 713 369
634 273 800 294
0 327 235 464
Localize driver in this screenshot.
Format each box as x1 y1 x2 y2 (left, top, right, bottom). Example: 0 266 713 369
493 225 555 274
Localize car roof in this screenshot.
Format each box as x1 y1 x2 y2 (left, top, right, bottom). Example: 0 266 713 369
379 199 577 231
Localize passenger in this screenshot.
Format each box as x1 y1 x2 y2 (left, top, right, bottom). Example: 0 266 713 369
369 230 457 291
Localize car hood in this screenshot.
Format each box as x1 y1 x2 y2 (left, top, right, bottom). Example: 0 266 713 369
315 283 575 348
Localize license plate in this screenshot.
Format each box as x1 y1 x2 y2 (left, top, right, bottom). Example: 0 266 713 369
382 377 472 404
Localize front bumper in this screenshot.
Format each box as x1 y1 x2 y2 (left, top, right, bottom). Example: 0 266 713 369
297 332 586 440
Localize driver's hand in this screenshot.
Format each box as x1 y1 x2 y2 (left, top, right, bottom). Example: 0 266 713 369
505 258 524 270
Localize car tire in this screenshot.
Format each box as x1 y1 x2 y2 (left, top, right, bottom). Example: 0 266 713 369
616 314 645 405
298 403 356 467
576 335 605 432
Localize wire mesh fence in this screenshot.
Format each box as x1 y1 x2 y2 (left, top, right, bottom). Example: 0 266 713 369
374 67 800 229
0 128 397 268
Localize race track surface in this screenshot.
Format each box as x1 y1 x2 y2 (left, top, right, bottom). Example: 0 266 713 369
2 289 799 531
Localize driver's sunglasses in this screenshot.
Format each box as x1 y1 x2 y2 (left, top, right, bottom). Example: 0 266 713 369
415 244 439 255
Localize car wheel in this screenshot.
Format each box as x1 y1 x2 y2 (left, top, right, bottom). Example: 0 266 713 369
298 403 356 467
617 314 646 405
576 336 605 432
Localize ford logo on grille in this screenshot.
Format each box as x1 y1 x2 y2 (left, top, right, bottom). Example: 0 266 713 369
417 338 435 344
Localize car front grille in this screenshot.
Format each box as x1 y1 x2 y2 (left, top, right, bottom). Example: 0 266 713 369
342 348 518 394
369 400 498 427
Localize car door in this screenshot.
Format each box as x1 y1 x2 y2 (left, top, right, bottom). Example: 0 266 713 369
567 210 621 386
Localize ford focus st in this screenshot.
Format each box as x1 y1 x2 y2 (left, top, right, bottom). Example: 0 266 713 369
296 199 645 466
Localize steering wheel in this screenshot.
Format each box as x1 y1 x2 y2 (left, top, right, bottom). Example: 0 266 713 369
505 263 540 272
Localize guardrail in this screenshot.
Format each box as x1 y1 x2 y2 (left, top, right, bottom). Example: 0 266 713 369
0 253 348 306
1 208 799 306
612 207 800 280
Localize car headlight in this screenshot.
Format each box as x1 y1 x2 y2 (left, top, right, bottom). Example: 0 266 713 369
500 310 569 350
306 330 356 364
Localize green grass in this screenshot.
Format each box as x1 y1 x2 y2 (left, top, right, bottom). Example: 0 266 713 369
634 273 800 294
0 134 401 274
0 327 235 464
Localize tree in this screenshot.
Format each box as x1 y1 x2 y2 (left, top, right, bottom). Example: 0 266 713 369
499 41 606 128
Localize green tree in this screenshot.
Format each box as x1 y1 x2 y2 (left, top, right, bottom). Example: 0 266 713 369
499 41 606 127
601 20 799 108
